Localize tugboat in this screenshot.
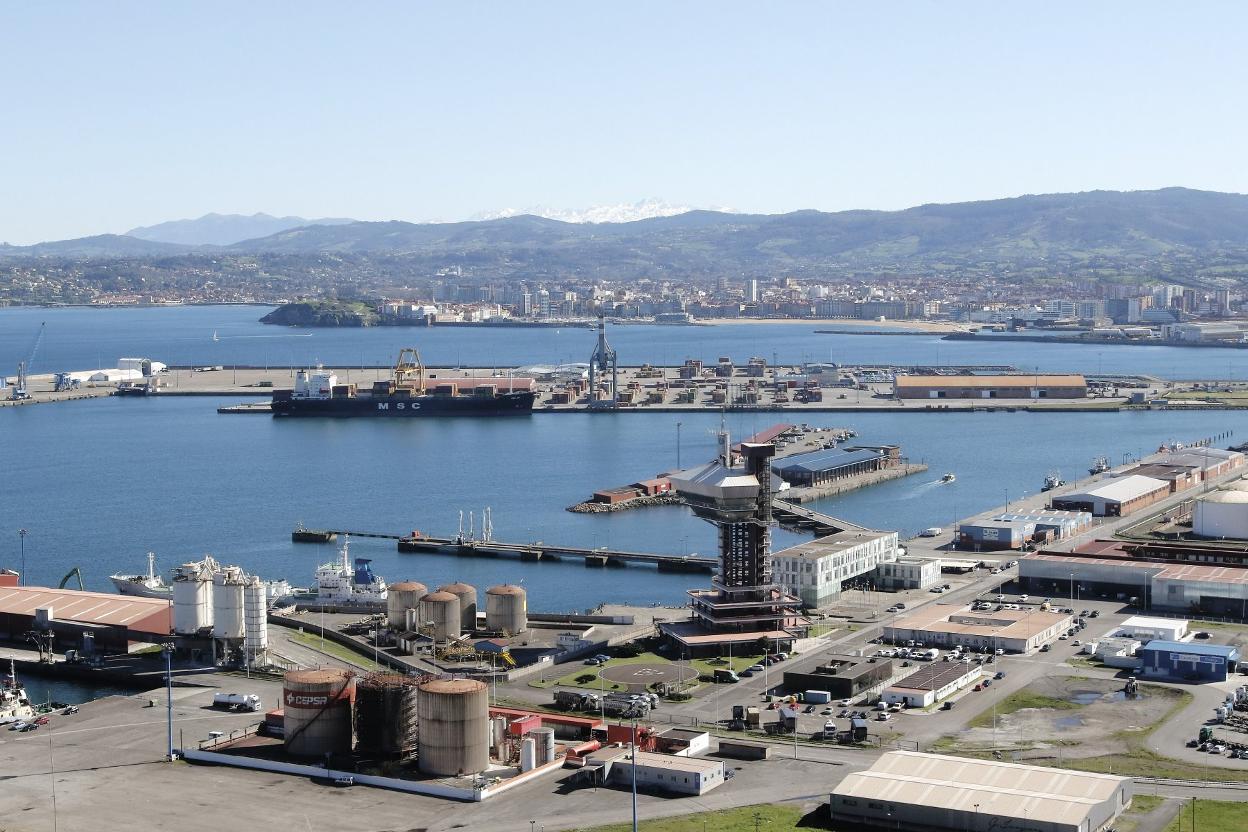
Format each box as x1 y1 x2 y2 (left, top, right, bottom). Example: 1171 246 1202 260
1 659 36 723
1041 471 1065 492
1089 456 1111 475
940 473 956 483
110 552 172 600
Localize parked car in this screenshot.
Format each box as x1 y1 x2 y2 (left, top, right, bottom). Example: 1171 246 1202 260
1195 632 1212 640
941 700 953 710
33 716 50 725
1040 644 1052 652
876 712 891 721
983 679 993 688
994 671 1005 680
747 664 765 673
972 684 983 692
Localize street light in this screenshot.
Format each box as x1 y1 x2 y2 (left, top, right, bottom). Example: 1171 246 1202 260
676 421 683 469
631 718 639 832
162 643 175 760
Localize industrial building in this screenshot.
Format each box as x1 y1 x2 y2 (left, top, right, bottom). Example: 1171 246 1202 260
1019 542 1248 616
1138 640 1239 683
772 530 900 608
582 747 727 796
772 446 895 487
893 373 1088 400
993 510 1093 540
1122 462 1200 493
1113 615 1188 643
884 604 1072 654
831 751 1133 832
0 585 172 652
782 655 895 699
1049 474 1171 517
956 519 1034 551
881 662 982 708
1161 448 1244 480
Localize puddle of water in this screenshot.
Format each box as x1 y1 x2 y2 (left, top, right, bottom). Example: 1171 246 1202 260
1055 716 1085 729
1069 690 1127 705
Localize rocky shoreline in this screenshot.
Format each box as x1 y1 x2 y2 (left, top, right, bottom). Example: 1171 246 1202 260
566 494 685 513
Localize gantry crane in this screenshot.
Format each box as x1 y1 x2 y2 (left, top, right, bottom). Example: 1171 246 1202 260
9 322 45 401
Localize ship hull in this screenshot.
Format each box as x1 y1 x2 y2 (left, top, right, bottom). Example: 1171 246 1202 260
110 577 173 599
271 390 536 417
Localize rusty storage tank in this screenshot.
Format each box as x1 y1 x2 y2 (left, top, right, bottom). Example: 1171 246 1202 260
355 672 419 757
419 591 461 641
417 678 489 776
485 584 527 634
283 668 356 757
387 581 427 629
438 582 478 632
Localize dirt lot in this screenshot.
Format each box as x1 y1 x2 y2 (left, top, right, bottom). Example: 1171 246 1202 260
940 675 1187 760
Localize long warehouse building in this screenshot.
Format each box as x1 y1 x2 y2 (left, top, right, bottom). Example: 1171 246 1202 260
831 750 1133 832
893 374 1087 400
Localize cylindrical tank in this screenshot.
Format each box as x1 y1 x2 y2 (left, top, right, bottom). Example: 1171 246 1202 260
387 581 427 629
417 678 489 776
520 736 536 772
490 715 507 754
1194 491 1248 539
532 727 556 765
212 566 247 640
243 576 268 660
438 582 478 632
1223 479 1248 492
172 561 214 635
283 669 355 757
485 584 527 634
419 592 461 641
355 672 419 757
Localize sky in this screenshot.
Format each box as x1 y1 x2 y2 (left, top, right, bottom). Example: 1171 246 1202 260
2 2 1247 244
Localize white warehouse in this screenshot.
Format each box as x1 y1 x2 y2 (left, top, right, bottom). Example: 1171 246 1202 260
1113 615 1188 643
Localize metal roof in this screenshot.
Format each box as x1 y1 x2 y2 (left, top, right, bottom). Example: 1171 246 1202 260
1057 474 1169 504
895 374 1085 388
834 751 1127 825
888 662 979 692
1140 640 1239 658
0 586 171 631
774 448 882 475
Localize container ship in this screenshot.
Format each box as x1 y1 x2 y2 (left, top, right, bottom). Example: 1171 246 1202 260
271 348 537 417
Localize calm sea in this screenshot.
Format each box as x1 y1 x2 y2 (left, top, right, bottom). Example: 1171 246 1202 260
2 304 1247 378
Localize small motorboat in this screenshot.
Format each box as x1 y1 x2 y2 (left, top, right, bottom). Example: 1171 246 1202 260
940 473 956 483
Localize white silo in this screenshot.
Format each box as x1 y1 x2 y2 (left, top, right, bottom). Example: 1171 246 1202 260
485 584 528 634
243 575 269 665
419 592 461 641
1194 490 1248 539
212 566 247 641
172 560 214 635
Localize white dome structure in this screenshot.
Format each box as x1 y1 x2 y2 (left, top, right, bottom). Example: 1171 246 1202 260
1193 490 1248 540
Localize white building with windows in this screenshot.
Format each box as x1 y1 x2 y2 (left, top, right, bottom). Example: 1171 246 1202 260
773 530 899 609
876 556 941 591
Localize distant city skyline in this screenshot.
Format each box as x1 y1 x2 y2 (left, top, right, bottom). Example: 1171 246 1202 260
4 2 1248 244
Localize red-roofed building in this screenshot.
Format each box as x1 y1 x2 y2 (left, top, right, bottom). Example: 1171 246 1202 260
0 586 172 652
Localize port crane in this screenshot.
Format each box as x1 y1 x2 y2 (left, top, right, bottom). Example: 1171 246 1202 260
393 347 426 393
8 322 45 401
587 313 618 408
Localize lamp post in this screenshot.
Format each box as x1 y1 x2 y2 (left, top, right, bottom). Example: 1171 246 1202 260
162 643 175 760
676 421 683 469
631 717 639 832
18 529 27 586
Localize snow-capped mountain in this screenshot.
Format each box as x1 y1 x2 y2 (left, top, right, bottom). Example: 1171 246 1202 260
471 198 736 224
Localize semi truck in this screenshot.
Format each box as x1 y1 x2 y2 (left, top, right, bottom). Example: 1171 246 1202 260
212 692 262 712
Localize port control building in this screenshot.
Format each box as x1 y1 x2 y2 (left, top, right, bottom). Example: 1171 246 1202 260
831 750 1133 832
893 374 1087 400
884 604 1072 654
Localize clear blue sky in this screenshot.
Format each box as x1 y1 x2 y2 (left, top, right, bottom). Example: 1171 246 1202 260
3 2 1246 244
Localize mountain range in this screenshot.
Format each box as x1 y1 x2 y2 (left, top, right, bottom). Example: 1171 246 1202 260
125 212 356 246
5 189 1248 281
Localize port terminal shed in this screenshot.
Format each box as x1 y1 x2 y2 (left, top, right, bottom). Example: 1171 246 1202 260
830 750 1133 832
881 662 982 708
0 585 172 652
955 520 1035 551
1019 541 1248 616
580 748 726 796
883 604 1072 654
772 447 894 488
1112 615 1188 643
1049 475 1171 517
892 373 1088 400
1138 640 1239 682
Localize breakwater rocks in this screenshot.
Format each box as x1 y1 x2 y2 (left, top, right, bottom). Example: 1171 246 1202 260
567 494 685 513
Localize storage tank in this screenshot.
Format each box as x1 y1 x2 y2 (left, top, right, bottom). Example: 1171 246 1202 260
417 678 489 776
418 592 461 641
212 566 247 640
283 669 356 757
1222 477 1248 492
485 584 527 634
243 576 269 663
387 581 427 629
172 561 214 635
531 727 556 765
520 735 536 772
438 582 478 631
355 672 419 757
1194 490 1248 540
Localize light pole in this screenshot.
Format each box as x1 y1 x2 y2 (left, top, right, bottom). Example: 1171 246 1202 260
631 718 639 832
676 421 683 469
162 643 175 760
18 529 27 586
